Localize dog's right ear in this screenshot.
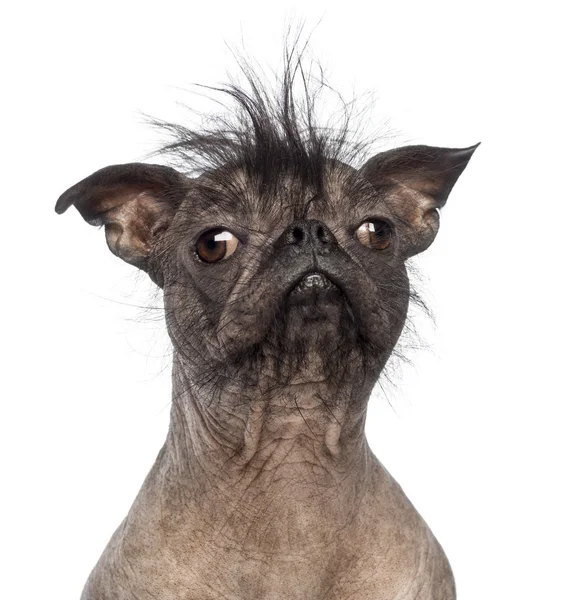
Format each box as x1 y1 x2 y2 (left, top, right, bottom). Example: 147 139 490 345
56 163 189 271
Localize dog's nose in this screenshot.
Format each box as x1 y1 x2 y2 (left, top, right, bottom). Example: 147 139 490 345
275 219 337 250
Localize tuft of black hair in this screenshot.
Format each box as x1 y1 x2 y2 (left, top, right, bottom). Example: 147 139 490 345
150 42 373 198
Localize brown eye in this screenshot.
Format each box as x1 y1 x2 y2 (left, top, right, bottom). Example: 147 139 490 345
356 219 392 250
195 229 239 263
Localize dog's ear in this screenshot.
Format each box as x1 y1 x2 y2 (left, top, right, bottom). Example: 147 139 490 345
56 163 189 269
360 144 479 257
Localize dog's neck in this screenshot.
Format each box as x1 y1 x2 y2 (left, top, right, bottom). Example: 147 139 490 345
157 355 377 555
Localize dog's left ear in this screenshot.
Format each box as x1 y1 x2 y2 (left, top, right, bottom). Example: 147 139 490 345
360 143 479 257
56 163 189 270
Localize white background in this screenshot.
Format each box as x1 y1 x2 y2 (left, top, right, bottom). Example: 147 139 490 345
2 1 580 599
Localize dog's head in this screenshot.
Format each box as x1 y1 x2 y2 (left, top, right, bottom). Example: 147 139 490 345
56 79 477 393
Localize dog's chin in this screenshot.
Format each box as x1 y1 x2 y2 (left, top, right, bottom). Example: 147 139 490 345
260 297 362 389
284 273 352 329
207 275 366 390
210 271 363 379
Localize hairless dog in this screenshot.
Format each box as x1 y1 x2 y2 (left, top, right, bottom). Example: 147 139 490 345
57 53 477 600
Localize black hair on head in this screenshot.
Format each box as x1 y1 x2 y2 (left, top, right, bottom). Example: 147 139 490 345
150 38 373 200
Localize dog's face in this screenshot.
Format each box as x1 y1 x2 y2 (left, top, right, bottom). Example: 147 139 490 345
158 161 409 390
56 144 476 393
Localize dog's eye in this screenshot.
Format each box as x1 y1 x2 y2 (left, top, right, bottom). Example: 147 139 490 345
196 229 240 263
356 220 392 250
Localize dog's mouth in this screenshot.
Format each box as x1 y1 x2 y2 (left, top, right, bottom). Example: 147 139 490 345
290 272 338 294
287 271 343 306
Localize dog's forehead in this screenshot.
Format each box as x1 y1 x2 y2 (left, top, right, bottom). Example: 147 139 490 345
182 161 364 227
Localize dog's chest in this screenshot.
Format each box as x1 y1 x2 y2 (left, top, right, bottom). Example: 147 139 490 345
81 522 454 600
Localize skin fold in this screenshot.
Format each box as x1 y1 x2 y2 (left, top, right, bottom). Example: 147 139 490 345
56 72 477 599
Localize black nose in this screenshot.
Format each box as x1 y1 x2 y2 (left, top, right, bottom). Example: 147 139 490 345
275 219 337 250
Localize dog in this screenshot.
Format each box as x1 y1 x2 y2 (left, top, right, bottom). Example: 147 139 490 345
57 54 477 599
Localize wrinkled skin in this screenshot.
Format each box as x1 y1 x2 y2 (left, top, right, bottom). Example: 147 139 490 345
57 144 476 599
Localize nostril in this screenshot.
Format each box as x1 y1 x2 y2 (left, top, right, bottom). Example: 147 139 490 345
316 225 327 243
292 227 305 243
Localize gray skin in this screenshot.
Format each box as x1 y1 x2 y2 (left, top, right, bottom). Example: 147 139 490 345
57 143 477 600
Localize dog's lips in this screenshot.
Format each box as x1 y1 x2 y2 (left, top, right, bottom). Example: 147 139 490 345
289 272 339 296
286 271 345 307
